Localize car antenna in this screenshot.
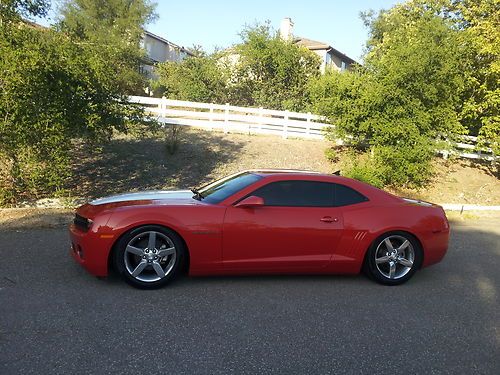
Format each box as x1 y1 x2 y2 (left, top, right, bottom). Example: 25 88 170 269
332 170 341 176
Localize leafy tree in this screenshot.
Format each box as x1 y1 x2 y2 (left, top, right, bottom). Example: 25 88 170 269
0 3 149 204
0 0 48 23
154 52 230 103
57 0 157 94
450 0 499 154
311 0 466 187
154 22 321 111
232 22 321 111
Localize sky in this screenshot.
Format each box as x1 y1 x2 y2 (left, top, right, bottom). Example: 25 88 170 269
39 0 402 61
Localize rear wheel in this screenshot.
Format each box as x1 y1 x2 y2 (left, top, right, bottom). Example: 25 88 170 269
365 231 422 285
114 225 185 289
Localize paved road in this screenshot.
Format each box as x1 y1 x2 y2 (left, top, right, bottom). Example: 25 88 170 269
1 219 499 374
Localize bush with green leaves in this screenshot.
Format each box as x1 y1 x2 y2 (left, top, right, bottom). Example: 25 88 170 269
450 0 499 155
309 0 490 188
342 158 384 189
0 2 152 204
154 22 321 112
57 0 157 95
231 22 321 111
154 52 230 103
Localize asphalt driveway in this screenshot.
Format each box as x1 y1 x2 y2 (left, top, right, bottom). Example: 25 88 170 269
0 218 499 374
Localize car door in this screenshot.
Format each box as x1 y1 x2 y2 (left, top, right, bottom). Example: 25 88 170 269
222 180 344 272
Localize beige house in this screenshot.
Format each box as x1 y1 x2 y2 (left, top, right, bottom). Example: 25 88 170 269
280 17 357 73
140 30 194 79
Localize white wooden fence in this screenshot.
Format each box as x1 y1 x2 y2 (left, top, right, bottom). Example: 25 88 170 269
129 95 329 139
441 135 497 161
128 95 497 161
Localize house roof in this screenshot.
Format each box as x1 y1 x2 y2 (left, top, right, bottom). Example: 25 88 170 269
294 37 357 65
144 30 195 56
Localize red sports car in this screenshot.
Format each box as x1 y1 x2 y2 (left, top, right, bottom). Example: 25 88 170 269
69 170 449 288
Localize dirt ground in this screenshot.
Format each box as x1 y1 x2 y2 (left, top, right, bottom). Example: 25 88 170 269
67 127 498 204
388 159 500 205
0 208 74 230
4 126 500 210
1 127 498 229
67 127 334 200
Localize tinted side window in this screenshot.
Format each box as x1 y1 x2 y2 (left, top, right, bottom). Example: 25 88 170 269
202 173 262 204
252 180 334 207
335 184 368 206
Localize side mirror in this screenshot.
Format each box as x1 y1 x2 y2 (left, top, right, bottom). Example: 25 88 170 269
235 195 264 208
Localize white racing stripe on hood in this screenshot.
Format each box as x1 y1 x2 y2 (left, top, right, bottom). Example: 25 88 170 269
89 190 193 205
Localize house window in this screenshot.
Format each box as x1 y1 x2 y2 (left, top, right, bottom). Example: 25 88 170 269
341 61 347 71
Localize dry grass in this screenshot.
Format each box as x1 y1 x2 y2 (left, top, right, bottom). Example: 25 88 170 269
67 127 334 199
67 127 498 204
1 128 498 229
0 208 73 230
2 126 499 208
388 158 499 205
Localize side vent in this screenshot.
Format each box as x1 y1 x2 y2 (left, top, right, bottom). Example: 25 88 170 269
354 231 367 241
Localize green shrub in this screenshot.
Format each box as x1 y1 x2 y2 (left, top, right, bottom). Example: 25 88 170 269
371 142 434 187
310 1 470 188
164 124 183 155
154 22 321 112
344 161 384 188
324 148 339 163
0 22 148 204
342 138 434 189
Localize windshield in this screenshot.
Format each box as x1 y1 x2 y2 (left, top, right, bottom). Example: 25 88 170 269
196 172 262 204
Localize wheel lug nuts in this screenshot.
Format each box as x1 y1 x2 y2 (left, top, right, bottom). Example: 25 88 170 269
142 255 146 259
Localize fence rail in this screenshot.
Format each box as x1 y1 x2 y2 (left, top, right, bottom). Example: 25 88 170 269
129 95 329 139
129 96 497 161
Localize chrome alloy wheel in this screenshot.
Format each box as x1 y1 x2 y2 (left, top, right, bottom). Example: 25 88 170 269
123 231 176 282
374 235 415 280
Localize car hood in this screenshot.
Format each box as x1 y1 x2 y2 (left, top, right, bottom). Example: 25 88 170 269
89 190 195 206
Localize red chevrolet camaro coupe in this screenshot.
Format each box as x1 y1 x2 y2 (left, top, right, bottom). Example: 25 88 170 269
69 170 449 289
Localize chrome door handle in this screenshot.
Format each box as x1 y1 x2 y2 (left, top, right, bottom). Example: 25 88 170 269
320 216 338 223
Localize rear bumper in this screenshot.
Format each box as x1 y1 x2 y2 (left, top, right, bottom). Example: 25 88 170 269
420 229 450 268
69 224 113 277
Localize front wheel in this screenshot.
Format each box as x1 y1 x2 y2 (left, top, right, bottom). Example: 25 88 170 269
365 231 423 285
114 225 185 289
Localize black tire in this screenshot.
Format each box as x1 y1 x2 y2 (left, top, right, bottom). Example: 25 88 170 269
114 225 186 289
364 231 423 286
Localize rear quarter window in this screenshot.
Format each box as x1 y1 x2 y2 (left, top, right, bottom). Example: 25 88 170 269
335 184 369 207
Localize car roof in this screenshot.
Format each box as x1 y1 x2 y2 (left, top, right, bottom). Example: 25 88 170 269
246 169 323 176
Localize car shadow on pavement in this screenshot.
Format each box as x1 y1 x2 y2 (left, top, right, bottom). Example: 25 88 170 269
102 218 500 299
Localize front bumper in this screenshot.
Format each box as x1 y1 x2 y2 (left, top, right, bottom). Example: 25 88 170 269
69 224 115 277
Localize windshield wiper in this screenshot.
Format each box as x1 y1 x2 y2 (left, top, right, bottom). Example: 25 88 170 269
191 188 204 201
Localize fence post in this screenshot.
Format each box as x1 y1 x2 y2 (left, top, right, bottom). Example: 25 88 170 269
258 107 264 132
283 110 289 139
209 103 214 130
224 103 229 134
306 112 312 138
160 96 168 123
